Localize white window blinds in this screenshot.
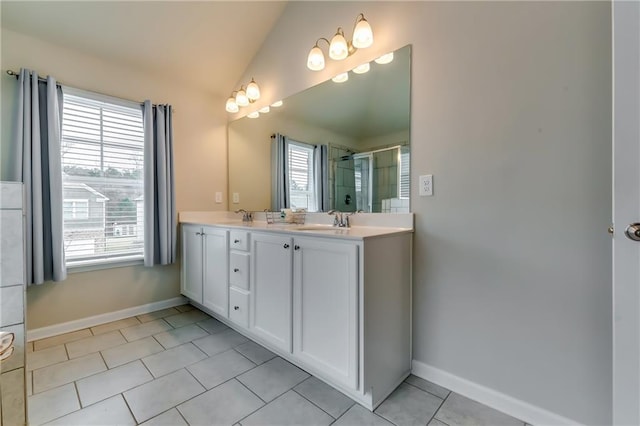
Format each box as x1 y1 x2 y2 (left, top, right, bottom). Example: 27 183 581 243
288 141 317 211
61 90 144 264
399 146 410 199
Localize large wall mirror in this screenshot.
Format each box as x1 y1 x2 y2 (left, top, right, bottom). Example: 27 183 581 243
228 45 411 213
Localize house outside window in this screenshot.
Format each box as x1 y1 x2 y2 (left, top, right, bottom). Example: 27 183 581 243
61 88 144 265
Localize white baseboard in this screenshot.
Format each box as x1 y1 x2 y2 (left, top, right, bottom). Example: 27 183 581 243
411 359 581 426
27 296 187 342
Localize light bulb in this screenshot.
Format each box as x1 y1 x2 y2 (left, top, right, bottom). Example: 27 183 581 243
329 30 348 60
374 52 394 65
352 16 373 49
307 45 325 71
259 106 270 114
225 96 239 113
271 100 283 107
247 111 260 118
246 79 260 101
352 62 370 74
236 89 249 107
332 72 349 83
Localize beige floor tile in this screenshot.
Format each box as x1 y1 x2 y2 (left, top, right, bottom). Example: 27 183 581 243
140 408 188 425
33 352 106 394
28 383 80 426
241 390 333 426
2 367 27 426
175 304 194 313
164 310 210 328
187 349 255 389
27 370 33 396
192 328 248 356
123 369 204 423
294 376 354 419
66 330 126 359
237 357 309 402
44 394 136 425
142 343 207 378
435 393 525 426
375 382 443 426
153 323 209 349
137 308 180 323
120 319 172 342
27 341 34 352
234 340 276 365
33 329 92 351
76 360 153 407
196 317 228 334
90 317 141 335
27 344 68 371
101 336 164 369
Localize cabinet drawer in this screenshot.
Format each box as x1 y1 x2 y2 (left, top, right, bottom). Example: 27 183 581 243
229 288 249 328
230 231 250 252
229 252 250 290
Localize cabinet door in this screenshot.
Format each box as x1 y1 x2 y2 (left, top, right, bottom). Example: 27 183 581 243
250 232 293 352
293 237 359 390
202 227 228 317
181 225 203 303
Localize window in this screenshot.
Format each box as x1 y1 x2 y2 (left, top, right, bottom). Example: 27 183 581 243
399 146 410 199
61 88 144 265
288 141 317 211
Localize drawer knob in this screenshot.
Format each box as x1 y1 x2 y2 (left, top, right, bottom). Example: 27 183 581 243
234 239 240 243
234 268 240 272
294 245 300 250
234 306 240 310
283 243 290 249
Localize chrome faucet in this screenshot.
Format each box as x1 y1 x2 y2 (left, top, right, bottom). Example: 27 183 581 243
328 210 358 228
235 209 253 222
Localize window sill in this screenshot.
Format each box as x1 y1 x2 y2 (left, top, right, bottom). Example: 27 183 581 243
66 256 144 274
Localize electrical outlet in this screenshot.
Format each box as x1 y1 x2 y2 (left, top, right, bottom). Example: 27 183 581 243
419 174 433 196
232 192 240 204
215 192 223 203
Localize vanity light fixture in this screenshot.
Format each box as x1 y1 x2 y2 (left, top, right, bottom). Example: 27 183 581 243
225 78 262 113
271 100 283 107
307 13 374 71
352 62 370 74
374 52 394 65
259 106 270 114
247 111 260 118
332 72 349 83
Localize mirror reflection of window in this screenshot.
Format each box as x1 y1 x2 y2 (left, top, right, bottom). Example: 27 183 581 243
288 141 316 211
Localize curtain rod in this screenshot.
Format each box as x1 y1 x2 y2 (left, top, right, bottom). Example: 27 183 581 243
5 69 173 112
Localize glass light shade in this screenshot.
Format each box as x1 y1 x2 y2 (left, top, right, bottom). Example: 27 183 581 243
332 72 349 83
271 100 283 107
352 17 373 49
352 62 370 74
225 96 239 113
329 31 349 60
236 89 249 107
374 52 394 65
246 79 260 101
247 111 260 118
307 46 325 71
259 106 270 114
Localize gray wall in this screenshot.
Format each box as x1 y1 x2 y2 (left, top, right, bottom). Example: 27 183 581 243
234 2 612 424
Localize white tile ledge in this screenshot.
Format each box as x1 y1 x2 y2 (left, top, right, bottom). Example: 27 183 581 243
411 360 582 426
27 297 187 342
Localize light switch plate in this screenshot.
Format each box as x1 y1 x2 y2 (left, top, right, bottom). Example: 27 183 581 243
232 193 240 204
215 192 223 203
419 174 433 196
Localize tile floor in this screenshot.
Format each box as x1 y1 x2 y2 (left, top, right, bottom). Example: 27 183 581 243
27 304 528 426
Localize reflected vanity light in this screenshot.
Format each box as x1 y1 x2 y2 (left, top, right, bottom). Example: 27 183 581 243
259 106 270 114
374 52 394 65
332 72 349 83
352 62 370 74
235 88 249 107
226 78 261 113
247 111 260 118
225 94 239 113
271 100 283 107
307 13 373 71
246 79 261 101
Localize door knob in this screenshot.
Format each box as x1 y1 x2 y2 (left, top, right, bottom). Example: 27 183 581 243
625 223 640 242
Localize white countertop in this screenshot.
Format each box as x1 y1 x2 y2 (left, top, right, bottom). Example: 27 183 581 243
179 211 414 240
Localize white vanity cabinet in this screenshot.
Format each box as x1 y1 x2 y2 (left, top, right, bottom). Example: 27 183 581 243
293 237 359 390
181 225 228 317
250 232 293 353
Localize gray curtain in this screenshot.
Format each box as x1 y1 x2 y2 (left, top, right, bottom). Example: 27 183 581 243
271 133 289 210
12 69 66 285
314 144 329 212
142 101 176 266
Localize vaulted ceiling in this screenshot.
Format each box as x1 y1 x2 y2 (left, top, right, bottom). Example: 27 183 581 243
1 1 287 98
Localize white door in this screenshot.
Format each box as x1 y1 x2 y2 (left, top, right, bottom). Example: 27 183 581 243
613 2 640 424
250 232 293 352
202 227 228 317
181 225 203 303
293 237 358 390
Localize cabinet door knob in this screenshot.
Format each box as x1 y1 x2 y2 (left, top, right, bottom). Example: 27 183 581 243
294 245 300 250
195 232 201 236
234 239 240 243
283 243 290 249
234 306 240 310
234 268 239 272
